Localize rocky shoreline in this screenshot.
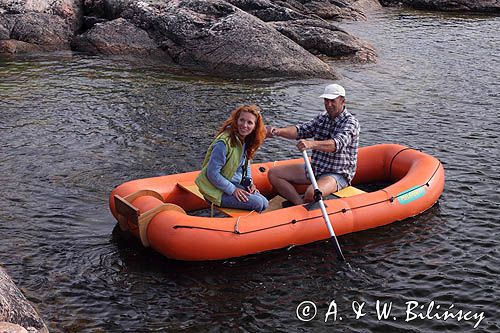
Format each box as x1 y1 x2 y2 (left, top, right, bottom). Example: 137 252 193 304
1 0 498 78
1 0 376 79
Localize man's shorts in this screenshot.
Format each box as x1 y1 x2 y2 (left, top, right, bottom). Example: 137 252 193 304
321 173 349 192
304 165 349 192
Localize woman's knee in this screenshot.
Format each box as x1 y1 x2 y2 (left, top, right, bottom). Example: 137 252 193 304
250 194 268 212
260 196 269 211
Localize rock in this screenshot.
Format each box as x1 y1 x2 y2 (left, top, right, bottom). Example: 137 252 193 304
349 0 384 14
226 0 311 21
0 267 48 333
0 0 83 31
81 15 108 31
0 322 28 333
48 0 85 31
379 0 500 13
82 0 130 20
0 22 9 39
0 39 49 54
0 12 72 53
287 0 367 21
228 0 383 21
118 0 337 78
271 19 377 63
10 13 71 46
0 0 51 13
72 17 171 59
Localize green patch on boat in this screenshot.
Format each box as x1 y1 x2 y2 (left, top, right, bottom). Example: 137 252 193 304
397 186 426 204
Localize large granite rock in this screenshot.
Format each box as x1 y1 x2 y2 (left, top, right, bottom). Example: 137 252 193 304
227 0 382 21
0 12 72 53
0 0 82 54
0 0 83 29
72 16 170 58
379 0 500 13
270 19 377 63
135 0 340 77
0 267 48 333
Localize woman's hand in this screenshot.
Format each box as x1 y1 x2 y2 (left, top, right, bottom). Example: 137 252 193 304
248 183 259 194
233 187 251 202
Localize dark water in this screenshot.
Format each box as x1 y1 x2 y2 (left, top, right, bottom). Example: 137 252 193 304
1 8 499 332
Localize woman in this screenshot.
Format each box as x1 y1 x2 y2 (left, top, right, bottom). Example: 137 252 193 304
195 105 269 212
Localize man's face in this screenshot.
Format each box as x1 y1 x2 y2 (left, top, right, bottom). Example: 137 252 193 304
324 96 345 118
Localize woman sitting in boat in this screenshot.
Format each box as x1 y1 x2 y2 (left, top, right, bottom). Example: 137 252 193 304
195 105 269 212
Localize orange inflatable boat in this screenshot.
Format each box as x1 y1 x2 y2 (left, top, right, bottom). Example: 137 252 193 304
109 144 444 261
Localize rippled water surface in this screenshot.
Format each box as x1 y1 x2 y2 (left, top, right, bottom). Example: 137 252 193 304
1 8 499 332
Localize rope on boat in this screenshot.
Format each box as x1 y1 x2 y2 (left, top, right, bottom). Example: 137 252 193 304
173 160 442 235
233 210 255 234
389 147 412 179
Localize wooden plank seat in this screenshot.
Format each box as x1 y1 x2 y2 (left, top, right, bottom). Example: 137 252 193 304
177 182 257 218
332 186 366 198
177 182 366 216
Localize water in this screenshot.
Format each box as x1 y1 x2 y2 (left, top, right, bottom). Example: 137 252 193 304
1 8 499 332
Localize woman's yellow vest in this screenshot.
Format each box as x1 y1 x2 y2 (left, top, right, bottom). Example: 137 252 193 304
195 131 244 206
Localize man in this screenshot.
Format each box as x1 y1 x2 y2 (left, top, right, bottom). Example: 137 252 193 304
266 83 360 206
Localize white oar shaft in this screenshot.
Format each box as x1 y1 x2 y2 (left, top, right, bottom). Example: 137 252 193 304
302 150 345 261
303 150 320 189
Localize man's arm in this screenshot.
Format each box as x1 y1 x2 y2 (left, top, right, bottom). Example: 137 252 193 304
300 118 358 153
297 139 336 152
266 125 298 140
268 125 335 152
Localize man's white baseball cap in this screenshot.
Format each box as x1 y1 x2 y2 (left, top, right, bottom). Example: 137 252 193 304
319 84 346 100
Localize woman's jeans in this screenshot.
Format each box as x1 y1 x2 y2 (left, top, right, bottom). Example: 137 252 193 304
220 185 269 212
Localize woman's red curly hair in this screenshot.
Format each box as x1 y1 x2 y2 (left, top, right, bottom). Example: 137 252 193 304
217 104 266 160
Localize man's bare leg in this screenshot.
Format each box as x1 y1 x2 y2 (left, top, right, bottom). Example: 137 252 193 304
268 164 309 205
303 176 338 203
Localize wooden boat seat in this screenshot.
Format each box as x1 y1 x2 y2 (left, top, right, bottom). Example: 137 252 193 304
332 186 366 198
177 182 257 218
178 181 366 217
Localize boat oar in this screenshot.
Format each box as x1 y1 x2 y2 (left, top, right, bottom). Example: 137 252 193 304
301 150 346 261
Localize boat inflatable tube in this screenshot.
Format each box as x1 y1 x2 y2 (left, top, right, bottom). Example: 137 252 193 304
109 144 445 261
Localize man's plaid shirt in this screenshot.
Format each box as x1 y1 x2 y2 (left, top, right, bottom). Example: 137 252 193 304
296 108 360 183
